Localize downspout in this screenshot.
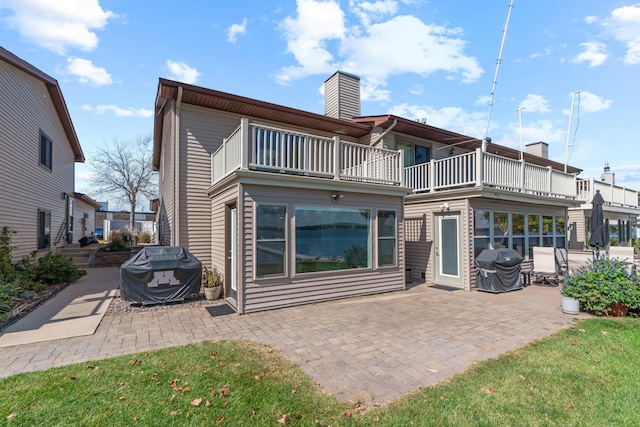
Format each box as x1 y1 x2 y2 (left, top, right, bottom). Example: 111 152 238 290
369 119 397 147
174 86 183 245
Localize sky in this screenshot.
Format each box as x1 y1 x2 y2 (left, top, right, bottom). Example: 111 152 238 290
1 0 640 209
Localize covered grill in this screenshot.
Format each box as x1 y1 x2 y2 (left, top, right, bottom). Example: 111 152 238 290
475 248 523 293
120 246 202 304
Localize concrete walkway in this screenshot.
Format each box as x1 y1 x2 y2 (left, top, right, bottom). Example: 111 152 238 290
0 273 582 406
0 268 119 348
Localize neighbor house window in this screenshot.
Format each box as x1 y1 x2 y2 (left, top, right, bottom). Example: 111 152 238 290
37 209 51 250
397 142 431 167
295 206 371 273
256 205 286 277
40 132 52 170
378 210 396 266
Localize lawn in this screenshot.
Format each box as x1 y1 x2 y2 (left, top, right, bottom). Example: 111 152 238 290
1 318 639 426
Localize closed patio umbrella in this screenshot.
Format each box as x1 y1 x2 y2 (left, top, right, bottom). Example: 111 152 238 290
588 189 608 259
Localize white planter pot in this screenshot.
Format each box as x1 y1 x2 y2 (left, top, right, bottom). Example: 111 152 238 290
561 297 580 315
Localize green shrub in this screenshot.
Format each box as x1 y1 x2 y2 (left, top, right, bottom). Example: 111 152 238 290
562 258 640 315
32 252 84 285
105 231 129 251
138 232 151 243
0 274 20 323
1 226 16 275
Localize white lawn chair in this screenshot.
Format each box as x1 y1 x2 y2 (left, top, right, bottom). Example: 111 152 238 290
608 246 635 275
555 247 568 276
566 250 593 275
531 246 560 286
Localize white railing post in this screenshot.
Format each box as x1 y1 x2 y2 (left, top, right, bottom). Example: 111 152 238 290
475 148 484 187
429 158 436 191
241 118 249 169
520 159 525 192
399 151 405 186
333 136 340 180
222 137 227 176
547 166 552 196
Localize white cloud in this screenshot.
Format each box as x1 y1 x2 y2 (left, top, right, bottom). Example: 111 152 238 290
389 103 488 138
65 57 111 86
519 94 551 113
528 47 553 60
276 0 482 100
603 5 640 64
474 95 491 107
584 16 597 24
349 0 398 27
575 91 612 113
570 41 608 67
495 120 566 153
166 60 200 84
0 0 115 54
82 104 152 118
227 18 247 43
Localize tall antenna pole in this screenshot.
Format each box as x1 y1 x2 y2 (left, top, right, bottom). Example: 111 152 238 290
515 106 526 160
564 90 581 173
483 0 515 152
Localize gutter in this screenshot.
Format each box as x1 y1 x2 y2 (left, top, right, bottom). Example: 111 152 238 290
370 118 397 147
174 86 183 245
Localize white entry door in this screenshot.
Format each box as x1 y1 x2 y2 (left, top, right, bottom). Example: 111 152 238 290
434 213 463 287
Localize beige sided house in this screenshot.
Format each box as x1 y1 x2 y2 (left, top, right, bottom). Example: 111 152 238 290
153 71 587 313
568 164 640 249
73 193 102 240
0 47 84 260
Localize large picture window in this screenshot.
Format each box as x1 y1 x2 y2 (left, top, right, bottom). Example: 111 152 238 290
256 205 286 277
378 210 396 266
295 206 371 273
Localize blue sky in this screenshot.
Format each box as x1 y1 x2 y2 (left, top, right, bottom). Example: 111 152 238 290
1 0 640 209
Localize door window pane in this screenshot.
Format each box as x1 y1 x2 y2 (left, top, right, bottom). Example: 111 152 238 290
441 217 458 276
378 210 396 266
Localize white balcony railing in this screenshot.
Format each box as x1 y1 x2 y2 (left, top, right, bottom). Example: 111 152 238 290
211 119 403 186
576 178 639 208
404 148 577 198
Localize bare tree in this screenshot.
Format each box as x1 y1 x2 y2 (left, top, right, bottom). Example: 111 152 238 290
89 136 158 230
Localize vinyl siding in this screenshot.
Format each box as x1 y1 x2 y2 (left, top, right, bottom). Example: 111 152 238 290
210 185 239 273
158 102 176 246
72 199 96 239
240 184 405 313
404 198 471 289
0 59 75 260
567 209 586 250
179 105 240 266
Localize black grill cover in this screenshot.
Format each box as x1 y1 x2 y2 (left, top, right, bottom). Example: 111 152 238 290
120 246 202 303
475 248 523 293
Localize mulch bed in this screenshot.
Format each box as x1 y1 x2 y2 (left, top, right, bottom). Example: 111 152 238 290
105 288 221 316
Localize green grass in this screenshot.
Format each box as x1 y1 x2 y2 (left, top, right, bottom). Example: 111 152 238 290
2 319 640 426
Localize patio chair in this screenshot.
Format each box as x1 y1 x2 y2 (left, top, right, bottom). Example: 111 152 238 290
555 247 568 276
608 246 635 276
566 250 593 275
531 246 560 286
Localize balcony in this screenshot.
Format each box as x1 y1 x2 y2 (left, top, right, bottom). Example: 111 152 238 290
211 118 403 186
404 149 577 198
211 119 578 200
576 178 639 208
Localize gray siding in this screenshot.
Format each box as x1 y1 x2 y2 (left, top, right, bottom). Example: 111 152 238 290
324 72 360 120
179 105 240 266
0 59 75 260
158 102 176 246
239 184 405 313
567 209 586 250
72 199 96 239
210 185 239 273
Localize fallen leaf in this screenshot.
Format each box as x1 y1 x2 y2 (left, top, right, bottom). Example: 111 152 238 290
7 413 17 420
170 394 176 402
205 400 212 407
254 375 261 381
314 419 323 425
518 375 526 380
216 416 224 424
487 387 496 393
170 379 179 388
578 329 586 333
220 390 229 398
134 360 142 366
344 411 352 418
278 414 288 424
59 387 64 392
105 410 112 414
86 365 98 370
191 398 203 407
595 359 601 363
118 396 126 401
170 411 178 416
223 401 228 407
117 381 124 386
69 377 76 381
601 330 609 335
354 404 366 413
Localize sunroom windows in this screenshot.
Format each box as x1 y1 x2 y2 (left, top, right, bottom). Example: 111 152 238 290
473 209 566 259
255 204 397 278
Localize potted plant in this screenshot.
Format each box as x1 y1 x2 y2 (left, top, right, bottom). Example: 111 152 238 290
202 265 223 300
559 280 581 315
561 258 640 316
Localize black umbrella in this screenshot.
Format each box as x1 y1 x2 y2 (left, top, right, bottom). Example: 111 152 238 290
588 189 608 258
